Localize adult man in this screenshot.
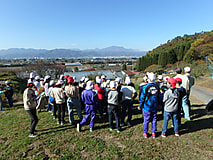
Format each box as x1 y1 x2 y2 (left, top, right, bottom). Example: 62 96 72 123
182 67 195 112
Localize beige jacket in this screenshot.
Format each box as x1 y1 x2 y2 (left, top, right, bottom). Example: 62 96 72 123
23 88 37 110
65 85 79 98
52 87 65 104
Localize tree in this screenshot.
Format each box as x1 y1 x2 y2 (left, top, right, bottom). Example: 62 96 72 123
122 63 127 70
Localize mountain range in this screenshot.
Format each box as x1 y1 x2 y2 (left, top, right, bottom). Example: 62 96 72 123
0 46 147 59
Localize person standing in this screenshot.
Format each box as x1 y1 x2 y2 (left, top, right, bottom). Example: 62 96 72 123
52 80 66 125
120 77 137 126
77 81 98 132
0 83 4 111
138 72 160 138
161 78 180 137
4 81 13 108
23 82 39 137
182 67 195 112
107 81 121 133
94 78 105 119
65 76 83 125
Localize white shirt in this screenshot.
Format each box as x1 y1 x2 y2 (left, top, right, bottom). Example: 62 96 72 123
120 85 136 101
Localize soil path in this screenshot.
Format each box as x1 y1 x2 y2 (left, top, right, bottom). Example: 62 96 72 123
191 85 213 104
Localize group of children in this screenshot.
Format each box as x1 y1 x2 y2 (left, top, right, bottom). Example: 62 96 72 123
23 66 194 138
139 66 194 138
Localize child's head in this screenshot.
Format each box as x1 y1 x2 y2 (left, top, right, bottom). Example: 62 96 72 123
175 78 182 87
167 78 176 89
85 81 94 90
68 76 74 85
110 81 117 90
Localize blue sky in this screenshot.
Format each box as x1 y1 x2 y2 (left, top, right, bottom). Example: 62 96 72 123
0 0 213 51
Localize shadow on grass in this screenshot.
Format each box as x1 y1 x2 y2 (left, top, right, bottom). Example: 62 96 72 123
38 124 74 135
180 117 213 135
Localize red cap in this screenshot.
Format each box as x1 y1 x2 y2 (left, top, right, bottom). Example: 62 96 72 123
64 75 69 79
175 78 182 82
68 76 73 84
167 78 176 89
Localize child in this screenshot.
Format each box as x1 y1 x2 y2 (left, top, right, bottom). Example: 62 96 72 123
175 78 190 122
48 80 57 119
77 81 98 132
161 78 180 137
138 72 160 138
52 80 66 125
107 81 120 133
65 76 83 125
120 77 137 126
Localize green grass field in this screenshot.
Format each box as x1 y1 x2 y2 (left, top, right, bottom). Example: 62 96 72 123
0 95 213 160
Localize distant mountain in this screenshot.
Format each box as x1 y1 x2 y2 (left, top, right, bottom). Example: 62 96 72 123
0 46 147 59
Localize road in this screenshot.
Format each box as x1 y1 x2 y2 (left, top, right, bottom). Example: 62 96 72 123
191 86 213 104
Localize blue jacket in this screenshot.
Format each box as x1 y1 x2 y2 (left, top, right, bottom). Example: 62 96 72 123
81 90 98 105
139 83 161 112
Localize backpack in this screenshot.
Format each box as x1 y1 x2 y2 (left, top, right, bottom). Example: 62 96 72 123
144 84 160 107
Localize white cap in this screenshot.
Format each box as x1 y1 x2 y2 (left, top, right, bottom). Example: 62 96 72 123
56 80 64 85
147 72 156 83
101 75 106 79
59 75 64 80
44 75 51 81
96 76 100 82
5 80 10 84
84 77 89 83
96 78 102 84
163 76 170 82
110 81 117 89
115 77 120 82
30 72 35 78
27 79 32 84
157 75 163 80
80 76 85 82
40 78 44 81
106 79 110 84
85 81 94 90
73 76 76 81
125 77 131 85
184 67 191 73
35 76 40 81
50 80 56 86
143 76 148 82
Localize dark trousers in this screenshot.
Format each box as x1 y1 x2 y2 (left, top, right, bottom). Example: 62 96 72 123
27 108 38 134
108 105 120 130
7 96 13 107
121 100 133 123
57 103 65 123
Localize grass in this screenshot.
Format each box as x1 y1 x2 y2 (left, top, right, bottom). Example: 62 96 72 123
0 94 213 160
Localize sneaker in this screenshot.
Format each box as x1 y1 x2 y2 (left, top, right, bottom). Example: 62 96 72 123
61 122 64 125
171 124 174 127
143 133 148 138
57 121 60 125
161 133 166 138
77 123 81 132
53 117 56 120
117 130 120 133
109 128 113 131
120 122 125 127
152 133 156 138
90 128 93 132
28 134 37 138
175 132 180 137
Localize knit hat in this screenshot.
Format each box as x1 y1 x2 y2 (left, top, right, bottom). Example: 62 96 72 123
167 78 177 89
147 72 155 83
110 81 117 89
85 81 94 90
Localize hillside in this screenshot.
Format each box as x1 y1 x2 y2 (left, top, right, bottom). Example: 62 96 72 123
136 30 213 72
0 47 146 59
